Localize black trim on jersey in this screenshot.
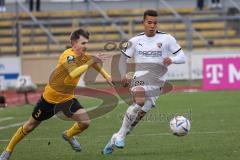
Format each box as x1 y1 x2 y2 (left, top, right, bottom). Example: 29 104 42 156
156 30 167 34
121 50 131 58
172 48 182 55
136 31 166 36
136 32 145 36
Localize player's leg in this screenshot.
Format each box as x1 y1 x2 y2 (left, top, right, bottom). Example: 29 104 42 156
0 96 56 160
126 85 161 133
127 99 154 133
62 98 90 152
102 86 145 154
0 117 41 160
103 85 161 155
129 85 161 129
118 86 145 137
114 86 159 148
29 0 33 11
114 86 146 148
0 97 55 160
64 108 90 137
6 117 41 152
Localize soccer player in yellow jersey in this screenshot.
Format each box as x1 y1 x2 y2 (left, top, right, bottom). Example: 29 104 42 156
0 28 113 160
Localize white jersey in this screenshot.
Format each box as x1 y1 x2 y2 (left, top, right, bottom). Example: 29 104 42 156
121 31 182 83
122 31 181 63
120 31 185 111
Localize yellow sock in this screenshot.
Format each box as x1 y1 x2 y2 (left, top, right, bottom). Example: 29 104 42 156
6 125 28 152
66 123 82 138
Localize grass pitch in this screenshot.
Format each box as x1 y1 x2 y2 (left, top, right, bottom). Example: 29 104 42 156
0 90 239 160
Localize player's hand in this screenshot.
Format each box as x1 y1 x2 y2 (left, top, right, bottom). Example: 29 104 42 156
121 76 131 88
163 57 173 66
92 53 108 63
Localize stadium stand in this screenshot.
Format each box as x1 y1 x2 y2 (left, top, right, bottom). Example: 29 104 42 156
0 5 240 55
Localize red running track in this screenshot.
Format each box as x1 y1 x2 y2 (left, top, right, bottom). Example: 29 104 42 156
1 85 202 107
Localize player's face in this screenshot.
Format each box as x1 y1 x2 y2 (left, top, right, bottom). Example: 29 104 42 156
143 15 158 37
72 36 89 56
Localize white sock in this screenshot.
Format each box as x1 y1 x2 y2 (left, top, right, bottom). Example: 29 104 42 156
127 100 153 133
117 104 141 139
110 133 118 145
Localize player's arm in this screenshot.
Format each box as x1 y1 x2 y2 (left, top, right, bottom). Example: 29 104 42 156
69 59 94 79
169 49 186 64
65 54 104 79
69 53 111 79
119 53 130 87
119 40 135 87
62 55 95 83
164 35 186 66
92 63 114 87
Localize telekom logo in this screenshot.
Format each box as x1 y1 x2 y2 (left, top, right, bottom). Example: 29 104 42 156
206 64 223 84
203 57 240 90
229 64 240 83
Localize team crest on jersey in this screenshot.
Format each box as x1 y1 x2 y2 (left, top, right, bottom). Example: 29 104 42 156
157 43 162 48
67 55 75 63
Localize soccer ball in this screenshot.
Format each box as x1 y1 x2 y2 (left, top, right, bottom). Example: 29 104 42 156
169 116 191 136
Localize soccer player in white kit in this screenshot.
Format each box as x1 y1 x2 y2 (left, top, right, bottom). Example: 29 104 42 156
102 9 186 155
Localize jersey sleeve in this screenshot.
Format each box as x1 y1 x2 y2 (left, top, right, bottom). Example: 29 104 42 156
167 35 186 64
92 63 111 80
167 35 182 55
121 38 135 58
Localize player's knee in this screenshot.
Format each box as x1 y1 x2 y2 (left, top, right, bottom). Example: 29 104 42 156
134 97 145 107
24 121 39 132
132 87 145 107
79 120 90 130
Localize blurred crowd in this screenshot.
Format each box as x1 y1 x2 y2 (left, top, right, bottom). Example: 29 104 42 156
197 0 222 11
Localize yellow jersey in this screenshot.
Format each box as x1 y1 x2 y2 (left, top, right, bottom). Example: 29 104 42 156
43 48 106 104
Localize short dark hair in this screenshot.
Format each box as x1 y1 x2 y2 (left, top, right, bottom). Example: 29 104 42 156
143 9 158 20
70 28 90 44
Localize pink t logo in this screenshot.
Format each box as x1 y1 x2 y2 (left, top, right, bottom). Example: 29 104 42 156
206 64 223 84
203 57 240 90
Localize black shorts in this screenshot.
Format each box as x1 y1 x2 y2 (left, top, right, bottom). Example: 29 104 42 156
32 96 84 121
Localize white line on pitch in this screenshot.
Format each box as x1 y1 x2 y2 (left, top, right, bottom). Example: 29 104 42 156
0 130 239 142
85 99 126 112
0 117 14 123
0 122 25 130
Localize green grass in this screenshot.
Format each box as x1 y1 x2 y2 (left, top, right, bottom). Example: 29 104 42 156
0 90 239 160
168 79 202 86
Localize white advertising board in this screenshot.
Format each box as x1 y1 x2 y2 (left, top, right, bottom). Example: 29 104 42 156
165 51 240 80
0 57 21 87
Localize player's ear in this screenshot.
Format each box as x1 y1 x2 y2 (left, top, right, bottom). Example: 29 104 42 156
71 40 76 46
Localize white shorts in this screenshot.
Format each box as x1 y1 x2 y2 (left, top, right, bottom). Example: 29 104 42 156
131 83 164 112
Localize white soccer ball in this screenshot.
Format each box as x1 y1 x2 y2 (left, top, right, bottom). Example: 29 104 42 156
169 116 191 136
